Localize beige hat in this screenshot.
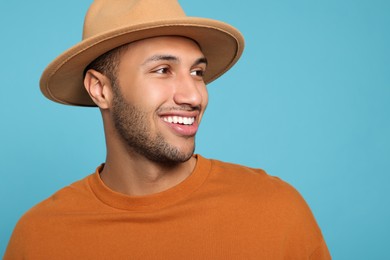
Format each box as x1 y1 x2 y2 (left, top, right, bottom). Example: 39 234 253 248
40 0 245 106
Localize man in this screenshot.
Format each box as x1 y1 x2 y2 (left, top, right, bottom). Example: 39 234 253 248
5 0 331 259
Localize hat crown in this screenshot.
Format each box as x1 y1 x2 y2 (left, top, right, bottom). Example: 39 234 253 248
83 0 186 39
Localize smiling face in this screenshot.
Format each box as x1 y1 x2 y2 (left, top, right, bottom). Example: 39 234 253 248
109 36 208 164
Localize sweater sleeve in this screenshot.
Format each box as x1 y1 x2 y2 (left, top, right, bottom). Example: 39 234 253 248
310 237 332 259
4 215 28 259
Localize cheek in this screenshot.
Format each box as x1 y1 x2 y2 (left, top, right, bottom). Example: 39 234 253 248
122 81 170 111
201 86 209 108
143 86 171 110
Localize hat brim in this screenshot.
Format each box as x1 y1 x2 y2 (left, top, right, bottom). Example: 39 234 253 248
40 17 244 106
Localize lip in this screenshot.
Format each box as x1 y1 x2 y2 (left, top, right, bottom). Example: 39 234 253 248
159 111 200 137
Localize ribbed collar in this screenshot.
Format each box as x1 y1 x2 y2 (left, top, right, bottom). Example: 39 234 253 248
88 155 211 211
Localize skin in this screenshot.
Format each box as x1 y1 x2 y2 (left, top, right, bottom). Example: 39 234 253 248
83 36 208 196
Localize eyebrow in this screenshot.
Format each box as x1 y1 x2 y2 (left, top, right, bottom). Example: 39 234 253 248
142 54 208 67
194 57 208 67
142 55 178 65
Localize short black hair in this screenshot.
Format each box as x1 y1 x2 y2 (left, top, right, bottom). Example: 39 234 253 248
83 44 130 84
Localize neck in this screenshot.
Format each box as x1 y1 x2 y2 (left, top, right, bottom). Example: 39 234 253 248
100 144 196 197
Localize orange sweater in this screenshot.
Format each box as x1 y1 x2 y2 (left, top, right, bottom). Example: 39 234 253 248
5 155 330 259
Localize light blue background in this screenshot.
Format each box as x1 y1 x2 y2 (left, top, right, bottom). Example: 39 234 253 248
1 0 389 258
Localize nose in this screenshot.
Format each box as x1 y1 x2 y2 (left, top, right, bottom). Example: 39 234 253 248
173 73 206 108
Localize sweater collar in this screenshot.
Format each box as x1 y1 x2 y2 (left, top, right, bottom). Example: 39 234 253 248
88 155 211 211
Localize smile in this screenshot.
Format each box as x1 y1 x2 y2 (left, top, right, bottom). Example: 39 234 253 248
163 116 195 125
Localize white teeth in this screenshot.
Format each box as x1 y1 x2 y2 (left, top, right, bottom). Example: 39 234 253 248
163 116 195 125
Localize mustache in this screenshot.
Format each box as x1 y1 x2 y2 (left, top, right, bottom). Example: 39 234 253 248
157 105 201 113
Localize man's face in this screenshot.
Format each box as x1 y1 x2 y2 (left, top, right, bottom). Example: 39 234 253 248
111 36 208 164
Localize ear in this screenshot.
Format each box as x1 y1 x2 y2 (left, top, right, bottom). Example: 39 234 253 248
84 69 113 109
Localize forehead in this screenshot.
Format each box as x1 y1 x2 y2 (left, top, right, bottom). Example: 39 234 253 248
119 36 205 64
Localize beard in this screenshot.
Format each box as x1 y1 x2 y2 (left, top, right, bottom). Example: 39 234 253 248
111 83 195 164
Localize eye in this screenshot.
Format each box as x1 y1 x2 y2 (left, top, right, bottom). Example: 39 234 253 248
154 67 170 74
190 69 205 77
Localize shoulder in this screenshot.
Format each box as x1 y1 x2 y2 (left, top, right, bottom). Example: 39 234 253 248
27 174 94 215
204 157 330 258
206 157 322 230
208 157 300 199
5 175 94 253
